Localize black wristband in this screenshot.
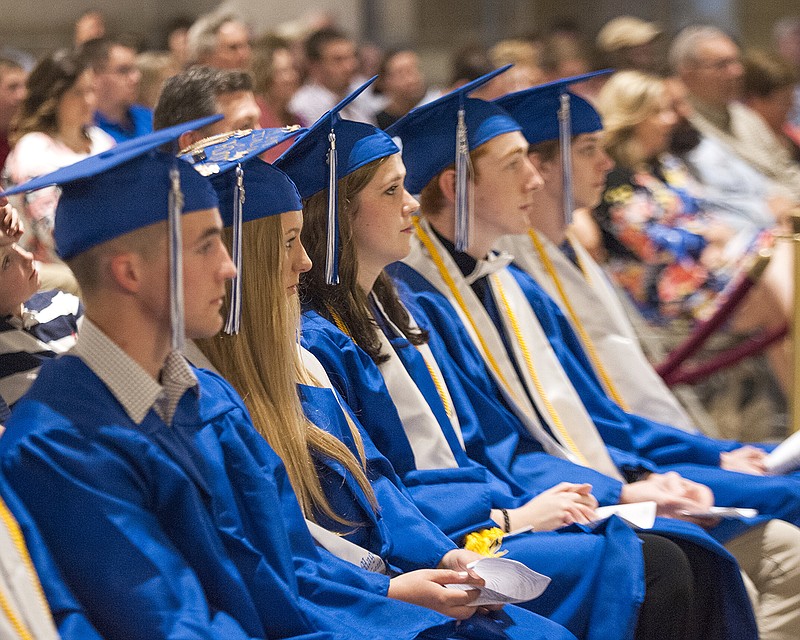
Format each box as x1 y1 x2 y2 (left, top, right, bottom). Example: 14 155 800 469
500 508 511 533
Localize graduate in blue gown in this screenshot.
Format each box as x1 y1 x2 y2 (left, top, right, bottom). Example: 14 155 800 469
277 77 756 640
383 70 799 637
0 122 478 640
185 130 576 640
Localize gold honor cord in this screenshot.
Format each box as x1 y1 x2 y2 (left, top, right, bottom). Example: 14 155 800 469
327 303 453 418
412 219 519 401
490 273 590 466
0 497 53 640
528 229 631 411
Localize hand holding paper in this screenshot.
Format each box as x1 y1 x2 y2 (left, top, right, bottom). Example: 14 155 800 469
446 557 551 606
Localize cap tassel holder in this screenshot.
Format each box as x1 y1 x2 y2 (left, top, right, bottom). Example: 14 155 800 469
224 164 245 335
454 107 473 252
325 130 340 285
168 164 185 352
558 92 575 226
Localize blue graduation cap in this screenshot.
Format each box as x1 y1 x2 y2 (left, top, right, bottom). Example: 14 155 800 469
183 127 306 334
495 70 612 225
275 76 399 285
0 114 223 351
386 65 520 251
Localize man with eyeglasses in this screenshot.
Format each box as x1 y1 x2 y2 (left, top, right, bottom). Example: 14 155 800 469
78 36 153 143
671 25 800 200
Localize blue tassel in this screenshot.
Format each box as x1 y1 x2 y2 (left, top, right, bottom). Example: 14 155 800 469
454 107 473 252
558 92 574 226
168 164 185 351
325 130 339 285
224 164 245 334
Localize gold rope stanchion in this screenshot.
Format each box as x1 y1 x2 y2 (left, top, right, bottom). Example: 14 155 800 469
791 211 800 433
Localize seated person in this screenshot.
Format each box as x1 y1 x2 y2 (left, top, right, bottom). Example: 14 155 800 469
0 201 81 410
0 121 498 640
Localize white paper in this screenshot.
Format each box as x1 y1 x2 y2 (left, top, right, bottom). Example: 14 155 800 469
679 506 758 520
446 557 551 606
764 431 800 475
593 501 657 529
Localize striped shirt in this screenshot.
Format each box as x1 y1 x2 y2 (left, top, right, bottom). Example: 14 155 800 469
0 290 82 408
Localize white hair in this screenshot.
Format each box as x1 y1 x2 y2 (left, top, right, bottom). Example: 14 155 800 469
668 25 731 73
186 10 246 64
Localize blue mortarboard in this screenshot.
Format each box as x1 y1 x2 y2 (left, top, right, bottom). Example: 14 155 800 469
386 66 520 251
276 76 399 285
1 114 223 350
183 127 305 333
495 70 612 224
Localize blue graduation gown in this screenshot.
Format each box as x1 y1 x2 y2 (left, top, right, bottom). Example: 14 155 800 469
302 311 654 640
388 262 758 640
0 355 458 640
392 259 800 542
299 383 578 640
0 481 104 640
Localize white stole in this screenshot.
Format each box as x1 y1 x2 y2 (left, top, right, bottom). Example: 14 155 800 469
305 519 388 574
0 498 59 640
403 219 576 464
488 268 623 480
499 231 695 432
370 298 460 470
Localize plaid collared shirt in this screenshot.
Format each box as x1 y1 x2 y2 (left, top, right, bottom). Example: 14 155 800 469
72 319 198 425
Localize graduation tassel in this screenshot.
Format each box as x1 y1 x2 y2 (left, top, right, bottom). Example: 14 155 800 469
224 164 245 335
454 107 473 252
168 164 185 352
325 130 340 285
558 92 575 227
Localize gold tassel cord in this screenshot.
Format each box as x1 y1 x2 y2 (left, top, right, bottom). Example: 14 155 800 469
528 229 630 410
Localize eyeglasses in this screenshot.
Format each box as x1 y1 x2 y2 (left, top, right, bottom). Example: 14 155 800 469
693 56 742 71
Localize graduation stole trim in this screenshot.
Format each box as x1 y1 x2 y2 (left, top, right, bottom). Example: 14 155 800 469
408 219 572 461
304 519 388 575
488 269 624 481
527 229 631 411
0 497 58 640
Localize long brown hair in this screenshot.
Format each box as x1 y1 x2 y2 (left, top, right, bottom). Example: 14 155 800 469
196 215 377 524
300 157 427 363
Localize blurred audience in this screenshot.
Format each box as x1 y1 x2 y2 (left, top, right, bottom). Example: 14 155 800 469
165 15 195 70
773 16 800 127
135 51 175 109
0 58 26 169
187 10 252 71
73 9 106 47
596 16 663 73
374 48 436 129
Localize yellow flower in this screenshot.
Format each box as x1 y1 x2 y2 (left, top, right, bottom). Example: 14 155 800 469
463 528 508 557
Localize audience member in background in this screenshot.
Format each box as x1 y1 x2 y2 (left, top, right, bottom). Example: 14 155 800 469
73 9 105 47
187 10 252 71
3 50 114 293
289 28 374 124
743 49 800 160
540 31 592 82
154 66 260 153
79 36 153 143
489 39 546 97
595 16 663 73
672 25 800 201
251 34 303 161
666 76 796 233
0 58 26 170
0 204 81 411
594 71 793 391
773 16 800 127
165 15 194 71
374 49 437 129
135 51 174 109
447 44 493 94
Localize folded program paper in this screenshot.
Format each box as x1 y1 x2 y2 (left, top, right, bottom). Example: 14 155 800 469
446 557 551 606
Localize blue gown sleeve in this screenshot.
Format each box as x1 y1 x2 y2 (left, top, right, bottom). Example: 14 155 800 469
1 406 268 640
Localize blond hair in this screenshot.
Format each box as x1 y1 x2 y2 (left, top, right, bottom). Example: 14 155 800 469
597 70 666 168
196 215 377 524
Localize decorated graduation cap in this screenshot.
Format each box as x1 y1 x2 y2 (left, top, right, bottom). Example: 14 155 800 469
386 65 520 251
495 70 612 225
0 114 223 351
181 126 306 334
275 76 399 285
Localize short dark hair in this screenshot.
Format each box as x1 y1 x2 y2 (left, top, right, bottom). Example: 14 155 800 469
449 44 492 86
77 35 140 70
305 28 349 62
153 66 252 130
743 48 798 99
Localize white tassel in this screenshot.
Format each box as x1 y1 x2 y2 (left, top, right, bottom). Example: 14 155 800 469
168 165 185 351
558 92 574 226
454 107 473 252
325 130 339 285
224 164 245 334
